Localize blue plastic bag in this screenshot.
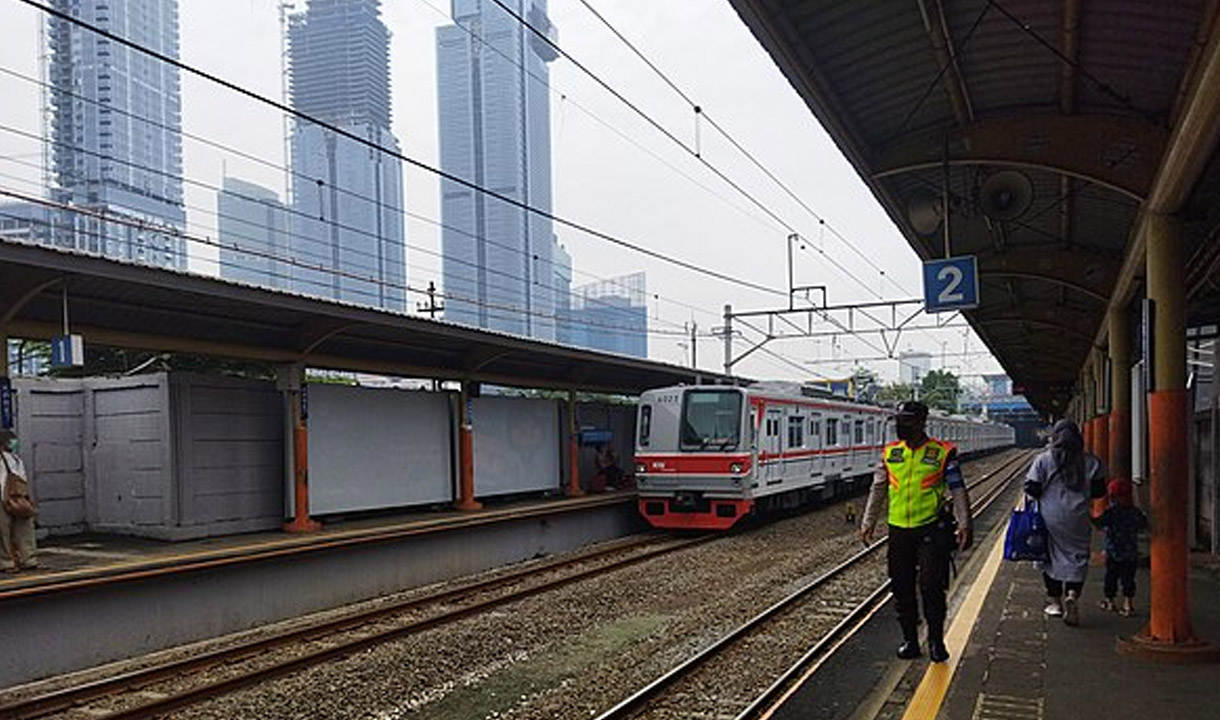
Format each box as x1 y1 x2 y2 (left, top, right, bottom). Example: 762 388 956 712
1004 497 1048 562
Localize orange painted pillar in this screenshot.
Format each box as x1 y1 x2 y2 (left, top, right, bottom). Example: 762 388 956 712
284 377 321 533
1147 391 1193 642
1121 213 1212 659
456 381 482 511
567 391 584 498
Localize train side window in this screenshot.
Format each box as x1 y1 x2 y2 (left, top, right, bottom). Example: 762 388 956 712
827 418 838 446
788 415 805 448
854 419 864 445
638 405 652 447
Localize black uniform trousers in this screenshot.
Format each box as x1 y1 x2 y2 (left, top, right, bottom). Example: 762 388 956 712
887 521 952 642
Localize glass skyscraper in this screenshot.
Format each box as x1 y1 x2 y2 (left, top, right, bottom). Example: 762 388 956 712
437 0 558 340
570 273 648 358
217 177 286 289
287 0 406 311
47 0 187 269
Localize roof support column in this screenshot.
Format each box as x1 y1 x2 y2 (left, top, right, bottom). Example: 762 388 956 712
1120 213 1214 659
1092 352 1111 518
282 364 320 533
1 328 11 433
567 390 584 498
455 381 482 511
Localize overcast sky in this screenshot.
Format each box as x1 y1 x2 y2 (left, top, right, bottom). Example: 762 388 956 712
0 0 1004 385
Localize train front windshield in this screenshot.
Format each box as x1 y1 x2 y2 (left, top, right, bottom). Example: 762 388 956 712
680 390 743 451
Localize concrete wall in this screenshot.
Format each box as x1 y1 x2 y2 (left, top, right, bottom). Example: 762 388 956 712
13 373 285 540
14 379 87 535
308 384 454 514
170 373 284 537
90 376 174 534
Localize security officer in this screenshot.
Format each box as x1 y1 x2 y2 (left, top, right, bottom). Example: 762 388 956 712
860 401 972 662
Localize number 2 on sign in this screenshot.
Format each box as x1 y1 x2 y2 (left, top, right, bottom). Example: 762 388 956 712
937 265 964 304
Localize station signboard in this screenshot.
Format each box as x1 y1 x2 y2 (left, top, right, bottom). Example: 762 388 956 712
923 256 980 313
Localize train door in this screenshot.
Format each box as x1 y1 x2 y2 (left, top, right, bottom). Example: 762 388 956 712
763 407 783 487
809 413 824 480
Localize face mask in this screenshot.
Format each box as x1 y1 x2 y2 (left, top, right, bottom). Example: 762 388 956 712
6 439 16 453
895 420 921 442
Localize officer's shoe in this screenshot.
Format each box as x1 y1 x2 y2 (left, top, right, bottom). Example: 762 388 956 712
929 639 950 663
896 639 923 659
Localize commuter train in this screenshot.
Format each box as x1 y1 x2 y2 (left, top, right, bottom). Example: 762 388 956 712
633 382 1016 530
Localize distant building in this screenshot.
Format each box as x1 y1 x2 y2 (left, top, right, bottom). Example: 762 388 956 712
0 202 48 243
570 273 647 358
46 0 187 269
552 239 572 345
898 351 933 386
960 373 1041 446
437 0 559 340
217 177 286 289
287 0 406 311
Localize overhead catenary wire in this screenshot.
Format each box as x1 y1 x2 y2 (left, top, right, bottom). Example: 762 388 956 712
10 1 981 380
495 0 892 301
0 125 701 337
572 0 907 297
0 187 700 341
17 0 786 300
0 64 711 326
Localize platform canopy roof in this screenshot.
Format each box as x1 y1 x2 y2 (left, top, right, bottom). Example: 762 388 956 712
730 0 1220 414
0 241 729 395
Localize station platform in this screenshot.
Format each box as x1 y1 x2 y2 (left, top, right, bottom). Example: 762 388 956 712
771 501 1220 720
893 528 1220 720
0 491 634 599
929 543 1220 720
0 490 641 688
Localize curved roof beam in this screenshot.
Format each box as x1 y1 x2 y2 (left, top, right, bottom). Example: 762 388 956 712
975 248 1120 304
873 115 1169 201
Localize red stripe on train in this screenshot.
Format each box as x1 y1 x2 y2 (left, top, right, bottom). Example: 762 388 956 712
636 454 751 474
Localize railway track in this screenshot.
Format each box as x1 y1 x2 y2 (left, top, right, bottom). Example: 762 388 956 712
0 534 713 720
0 450 1026 720
593 449 1034 720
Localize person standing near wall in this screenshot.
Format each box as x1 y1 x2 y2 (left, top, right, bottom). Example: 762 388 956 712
0 429 38 572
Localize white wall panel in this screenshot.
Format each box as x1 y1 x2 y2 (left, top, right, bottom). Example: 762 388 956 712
473 396 559 496
309 385 453 514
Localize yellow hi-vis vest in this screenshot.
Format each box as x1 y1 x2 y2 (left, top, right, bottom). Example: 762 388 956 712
884 438 956 529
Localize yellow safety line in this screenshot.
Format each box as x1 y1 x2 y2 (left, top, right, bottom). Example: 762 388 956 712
900 521 1007 720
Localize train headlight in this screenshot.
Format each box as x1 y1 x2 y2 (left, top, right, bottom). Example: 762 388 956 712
635 462 647 474
729 462 744 474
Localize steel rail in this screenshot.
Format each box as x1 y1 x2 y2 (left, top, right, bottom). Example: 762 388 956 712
594 448 1033 720
732 448 1035 720
0 534 705 720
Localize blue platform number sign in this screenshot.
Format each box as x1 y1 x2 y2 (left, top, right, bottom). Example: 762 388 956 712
0 377 12 430
50 334 85 368
923 256 980 313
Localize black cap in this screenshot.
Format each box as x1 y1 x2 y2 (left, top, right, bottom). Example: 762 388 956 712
895 400 929 419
